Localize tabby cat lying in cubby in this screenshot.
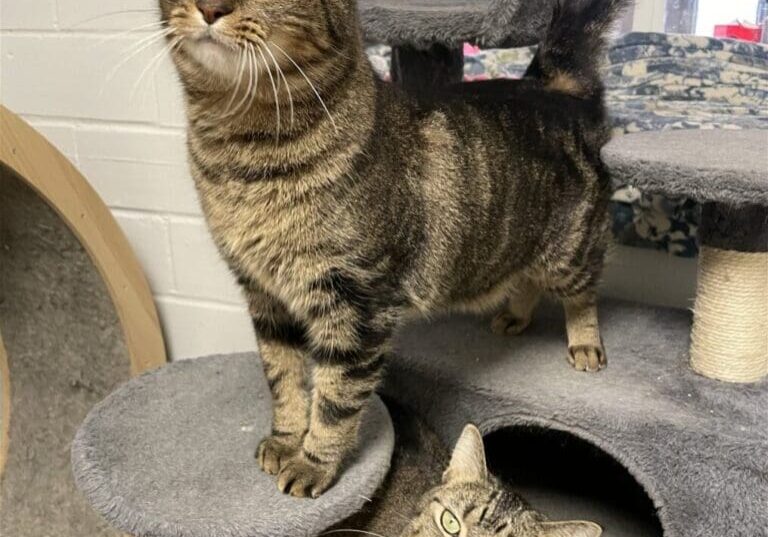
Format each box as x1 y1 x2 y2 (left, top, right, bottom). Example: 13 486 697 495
334 403 601 537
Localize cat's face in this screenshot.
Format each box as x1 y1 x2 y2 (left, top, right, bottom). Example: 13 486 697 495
158 0 354 79
401 426 602 537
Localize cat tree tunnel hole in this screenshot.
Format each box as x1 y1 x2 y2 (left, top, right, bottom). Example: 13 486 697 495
483 424 663 537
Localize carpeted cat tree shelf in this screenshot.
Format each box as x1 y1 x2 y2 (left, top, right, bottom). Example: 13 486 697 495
72 354 395 537
359 0 554 96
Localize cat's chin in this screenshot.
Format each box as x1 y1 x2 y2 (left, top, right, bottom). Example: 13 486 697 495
184 37 241 80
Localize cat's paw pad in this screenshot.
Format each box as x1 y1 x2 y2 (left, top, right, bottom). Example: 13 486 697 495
567 344 607 372
491 312 532 336
277 451 338 499
256 434 302 476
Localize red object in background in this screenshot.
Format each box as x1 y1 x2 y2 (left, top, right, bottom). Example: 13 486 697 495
714 21 763 42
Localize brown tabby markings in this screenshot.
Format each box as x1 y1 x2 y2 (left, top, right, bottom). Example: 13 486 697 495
159 0 628 498
335 408 601 537
397 424 602 537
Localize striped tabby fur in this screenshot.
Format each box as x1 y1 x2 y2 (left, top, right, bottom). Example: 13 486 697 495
159 0 630 498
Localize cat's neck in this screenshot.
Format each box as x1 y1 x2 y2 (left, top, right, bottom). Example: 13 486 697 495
178 43 376 147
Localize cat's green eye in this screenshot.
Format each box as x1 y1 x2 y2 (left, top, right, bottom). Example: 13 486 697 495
440 509 461 536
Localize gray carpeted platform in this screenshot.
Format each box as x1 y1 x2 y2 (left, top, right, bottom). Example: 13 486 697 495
603 130 768 205
384 299 768 537
359 0 554 47
72 354 395 537
0 169 126 537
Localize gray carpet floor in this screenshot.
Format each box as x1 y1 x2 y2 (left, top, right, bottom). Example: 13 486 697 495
0 168 127 537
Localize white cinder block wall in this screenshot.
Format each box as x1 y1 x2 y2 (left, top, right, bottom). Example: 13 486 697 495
0 1 696 360
1 0 256 359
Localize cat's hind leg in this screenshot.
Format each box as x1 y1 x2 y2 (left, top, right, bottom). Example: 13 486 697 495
562 290 605 372
491 278 541 336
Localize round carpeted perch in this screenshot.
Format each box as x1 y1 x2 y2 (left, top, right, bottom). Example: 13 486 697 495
603 129 768 383
71 354 395 537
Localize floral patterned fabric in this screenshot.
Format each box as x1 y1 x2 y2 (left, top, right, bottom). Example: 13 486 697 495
366 33 768 257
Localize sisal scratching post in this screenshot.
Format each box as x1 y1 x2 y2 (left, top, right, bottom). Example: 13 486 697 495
602 129 768 384
690 204 768 382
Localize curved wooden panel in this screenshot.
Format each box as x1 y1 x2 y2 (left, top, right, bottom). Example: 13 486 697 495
0 106 167 375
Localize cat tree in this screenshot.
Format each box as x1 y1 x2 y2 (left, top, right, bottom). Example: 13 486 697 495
70 3 767 537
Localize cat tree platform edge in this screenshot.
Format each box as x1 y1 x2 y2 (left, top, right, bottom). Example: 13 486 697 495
359 0 554 48
385 299 768 537
71 354 395 537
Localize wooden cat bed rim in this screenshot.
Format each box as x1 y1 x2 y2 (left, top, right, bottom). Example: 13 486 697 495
0 105 167 478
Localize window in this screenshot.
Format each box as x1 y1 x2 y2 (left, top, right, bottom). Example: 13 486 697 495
627 0 766 40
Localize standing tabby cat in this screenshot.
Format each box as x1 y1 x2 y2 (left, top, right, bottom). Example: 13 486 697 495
159 0 629 498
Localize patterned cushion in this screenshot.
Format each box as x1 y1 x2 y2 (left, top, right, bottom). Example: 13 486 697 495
366 33 768 257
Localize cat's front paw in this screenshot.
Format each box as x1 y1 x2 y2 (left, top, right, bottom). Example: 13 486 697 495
257 433 302 476
491 311 532 336
567 344 607 372
277 450 338 499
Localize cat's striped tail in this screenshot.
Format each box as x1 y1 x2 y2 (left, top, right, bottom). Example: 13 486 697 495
525 0 632 98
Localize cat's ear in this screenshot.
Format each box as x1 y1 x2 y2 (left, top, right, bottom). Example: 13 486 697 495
539 520 603 537
443 424 488 483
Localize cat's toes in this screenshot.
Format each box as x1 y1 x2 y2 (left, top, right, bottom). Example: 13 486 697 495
567 344 607 372
277 451 338 499
256 434 301 476
491 312 532 336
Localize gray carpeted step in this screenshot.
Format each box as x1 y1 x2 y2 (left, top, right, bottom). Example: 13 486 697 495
384 299 768 537
603 129 768 205
72 354 395 537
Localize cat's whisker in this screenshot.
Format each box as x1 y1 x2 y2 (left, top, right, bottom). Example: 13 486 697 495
255 44 281 143
64 9 160 29
243 44 261 117
100 29 174 98
356 495 411 524
227 45 255 118
321 530 392 537
125 27 176 56
271 42 338 133
130 36 182 104
223 47 248 116
98 21 167 44
258 39 295 129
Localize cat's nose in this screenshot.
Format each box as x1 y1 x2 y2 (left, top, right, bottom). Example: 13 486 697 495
196 0 234 25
